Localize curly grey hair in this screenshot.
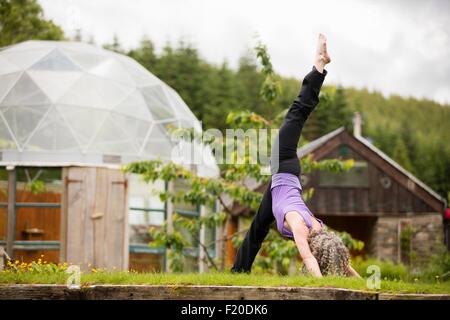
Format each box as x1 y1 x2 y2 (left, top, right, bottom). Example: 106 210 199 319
302 229 350 276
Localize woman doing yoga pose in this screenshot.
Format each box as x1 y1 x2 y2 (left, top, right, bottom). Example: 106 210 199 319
232 34 361 278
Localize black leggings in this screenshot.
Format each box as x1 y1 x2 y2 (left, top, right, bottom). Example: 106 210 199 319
231 66 327 273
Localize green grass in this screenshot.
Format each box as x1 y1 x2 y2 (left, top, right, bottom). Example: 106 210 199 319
1 271 449 294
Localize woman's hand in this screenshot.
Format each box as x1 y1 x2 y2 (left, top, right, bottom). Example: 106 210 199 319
347 265 362 278
314 33 331 73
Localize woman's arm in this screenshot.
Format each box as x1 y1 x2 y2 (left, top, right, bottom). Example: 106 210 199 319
347 265 362 278
285 211 322 277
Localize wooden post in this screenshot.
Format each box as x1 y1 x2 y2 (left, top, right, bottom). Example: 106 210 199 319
225 216 238 268
0 247 4 271
214 199 223 266
6 166 16 258
198 205 206 273
59 167 68 263
165 181 174 272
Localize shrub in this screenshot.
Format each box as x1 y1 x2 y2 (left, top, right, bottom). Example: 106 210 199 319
415 245 450 282
352 257 408 281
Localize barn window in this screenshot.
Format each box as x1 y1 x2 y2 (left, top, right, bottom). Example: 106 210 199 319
319 160 369 187
339 145 349 157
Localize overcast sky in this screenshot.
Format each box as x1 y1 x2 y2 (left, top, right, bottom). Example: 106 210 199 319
39 0 450 104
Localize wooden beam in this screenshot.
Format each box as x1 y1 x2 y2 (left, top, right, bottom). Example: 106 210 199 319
6 167 16 258
165 181 174 272
59 167 68 263
198 205 206 273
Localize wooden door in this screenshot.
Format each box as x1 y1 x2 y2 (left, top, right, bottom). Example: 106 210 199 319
63 167 128 271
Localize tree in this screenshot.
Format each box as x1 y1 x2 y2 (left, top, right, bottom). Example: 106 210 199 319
303 86 353 140
0 0 64 47
127 36 158 71
103 34 124 53
392 137 413 172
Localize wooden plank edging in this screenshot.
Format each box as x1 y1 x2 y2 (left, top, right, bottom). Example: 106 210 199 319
0 284 448 300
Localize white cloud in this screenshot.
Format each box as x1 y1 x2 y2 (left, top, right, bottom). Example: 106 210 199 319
39 0 450 104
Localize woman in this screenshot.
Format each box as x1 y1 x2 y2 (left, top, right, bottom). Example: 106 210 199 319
232 34 360 277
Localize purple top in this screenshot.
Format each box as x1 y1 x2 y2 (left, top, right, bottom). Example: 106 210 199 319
271 173 323 238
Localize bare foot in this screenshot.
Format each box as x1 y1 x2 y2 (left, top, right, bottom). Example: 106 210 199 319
314 33 331 73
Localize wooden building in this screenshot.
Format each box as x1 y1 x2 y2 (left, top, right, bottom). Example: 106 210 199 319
231 126 446 263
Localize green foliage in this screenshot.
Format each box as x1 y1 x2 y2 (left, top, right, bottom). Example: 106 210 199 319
0 0 64 47
302 86 353 140
254 40 282 104
2 270 450 294
252 229 299 275
29 179 46 194
300 154 354 174
400 225 416 265
335 230 364 252
416 245 450 282
148 219 188 273
352 257 408 281
392 136 413 172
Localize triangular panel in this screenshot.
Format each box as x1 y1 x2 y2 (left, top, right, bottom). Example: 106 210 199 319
87 113 138 154
120 57 160 86
89 58 134 85
110 112 151 150
24 107 80 151
58 74 132 109
0 72 22 103
0 56 21 75
142 123 173 158
62 49 109 71
28 70 83 102
0 115 18 150
165 87 201 129
140 85 175 120
1 48 53 69
113 90 152 120
0 73 50 106
56 104 109 146
30 49 81 71
1 104 50 147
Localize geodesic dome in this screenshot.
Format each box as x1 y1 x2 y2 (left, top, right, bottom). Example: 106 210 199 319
0 41 217 176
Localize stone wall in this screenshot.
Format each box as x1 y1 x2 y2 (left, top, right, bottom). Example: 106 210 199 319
370 214 444 263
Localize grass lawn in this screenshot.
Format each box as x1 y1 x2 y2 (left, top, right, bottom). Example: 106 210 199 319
1 271 449 294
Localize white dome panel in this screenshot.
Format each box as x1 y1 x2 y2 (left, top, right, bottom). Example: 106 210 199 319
0 72 22 102
58 73 132 109
141 85 175 120
1 48 53 69
25 107 80 152
0 56 21 75
1 104 50 147
0 73 50 106
30 49 81 71
28 70 82 102
0 115 17 150
56 104 108 145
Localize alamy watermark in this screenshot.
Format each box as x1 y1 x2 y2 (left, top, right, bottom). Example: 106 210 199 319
66 265 81 289
366 265 381 289
169 125 280 175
